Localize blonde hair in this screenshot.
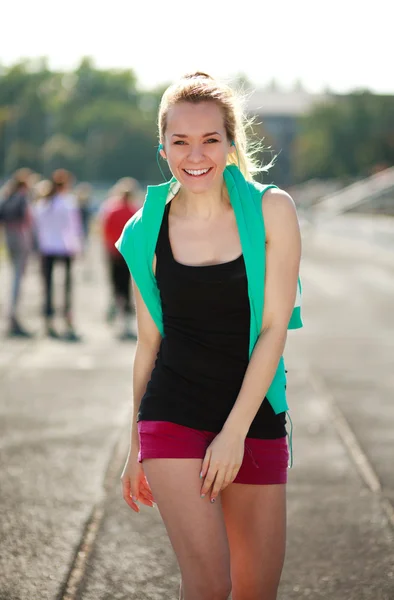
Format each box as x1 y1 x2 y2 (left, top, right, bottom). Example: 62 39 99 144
158 72 273 181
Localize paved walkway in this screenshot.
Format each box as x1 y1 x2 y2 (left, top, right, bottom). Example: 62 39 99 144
0 220 393 600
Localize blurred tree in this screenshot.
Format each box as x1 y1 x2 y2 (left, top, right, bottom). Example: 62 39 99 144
0 60 59 175
294 92 394 182
4 140 40 173
42 134 85 174
0 61 393 186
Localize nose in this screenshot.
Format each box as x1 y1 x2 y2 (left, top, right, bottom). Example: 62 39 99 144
187 144 205 163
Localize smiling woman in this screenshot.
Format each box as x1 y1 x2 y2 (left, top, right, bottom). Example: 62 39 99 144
158 72 266 183
117 72 302 600
162 101 231 195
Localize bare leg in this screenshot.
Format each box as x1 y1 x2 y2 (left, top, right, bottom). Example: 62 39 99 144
221 483 286 600
143 459 232 600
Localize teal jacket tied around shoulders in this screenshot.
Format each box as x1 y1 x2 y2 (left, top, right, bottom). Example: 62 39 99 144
116 165 303 415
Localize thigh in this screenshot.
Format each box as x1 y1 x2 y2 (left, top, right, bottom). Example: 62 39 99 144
143 459 231 597
221 483 286 600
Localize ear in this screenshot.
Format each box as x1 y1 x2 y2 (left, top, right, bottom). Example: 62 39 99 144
228 140 236 154
159 143 167 160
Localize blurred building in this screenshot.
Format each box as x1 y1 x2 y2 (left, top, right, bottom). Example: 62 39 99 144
246 81 327 185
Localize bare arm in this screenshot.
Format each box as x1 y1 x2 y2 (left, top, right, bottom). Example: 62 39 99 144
223 188 302 436
128 280 162 457
200 189 302 500
121 279 160 512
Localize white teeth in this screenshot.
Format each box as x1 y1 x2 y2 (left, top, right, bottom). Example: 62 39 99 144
184 168 209 176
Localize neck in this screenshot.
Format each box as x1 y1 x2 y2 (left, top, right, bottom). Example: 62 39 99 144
173 176 230 220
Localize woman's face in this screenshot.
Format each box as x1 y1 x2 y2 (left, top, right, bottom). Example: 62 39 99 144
161 101 234 193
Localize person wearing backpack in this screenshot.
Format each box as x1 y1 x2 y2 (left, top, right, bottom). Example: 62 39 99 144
0 168 34 338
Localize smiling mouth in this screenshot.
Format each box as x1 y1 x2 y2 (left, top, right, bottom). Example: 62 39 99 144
183 168 212 177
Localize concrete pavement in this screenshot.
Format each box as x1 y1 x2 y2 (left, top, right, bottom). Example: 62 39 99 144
0 222 393 600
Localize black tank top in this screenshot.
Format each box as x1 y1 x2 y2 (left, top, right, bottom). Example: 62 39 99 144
138 201 286 439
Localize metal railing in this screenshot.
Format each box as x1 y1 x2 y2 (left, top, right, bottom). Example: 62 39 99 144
312 167 394 221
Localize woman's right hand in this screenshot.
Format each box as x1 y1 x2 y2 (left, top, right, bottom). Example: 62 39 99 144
121 455 155 513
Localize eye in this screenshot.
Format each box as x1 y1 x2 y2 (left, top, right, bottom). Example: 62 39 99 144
205 138 219 144
174 140 186 145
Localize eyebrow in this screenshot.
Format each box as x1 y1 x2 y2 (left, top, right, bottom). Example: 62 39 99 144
171 131 222 138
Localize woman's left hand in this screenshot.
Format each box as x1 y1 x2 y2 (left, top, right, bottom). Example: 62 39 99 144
200 429 246 503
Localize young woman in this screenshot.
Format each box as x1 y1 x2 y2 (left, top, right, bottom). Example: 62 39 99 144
118 73 302 600
33 169 83 341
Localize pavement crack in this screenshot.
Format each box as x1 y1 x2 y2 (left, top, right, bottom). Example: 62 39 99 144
57 425 130 600
59 502 105 600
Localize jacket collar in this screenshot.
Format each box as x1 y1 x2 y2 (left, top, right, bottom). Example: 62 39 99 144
143 165 247 211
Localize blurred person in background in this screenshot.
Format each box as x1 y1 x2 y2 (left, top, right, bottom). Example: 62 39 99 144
100 178 139 340
75 182 94 251
75 182 95 280
33 169 83 341
0 168 35 338
28 172 43 203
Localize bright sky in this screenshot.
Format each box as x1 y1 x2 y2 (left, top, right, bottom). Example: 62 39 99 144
2 0 392 94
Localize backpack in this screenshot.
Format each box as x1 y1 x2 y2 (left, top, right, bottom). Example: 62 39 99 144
0 192 27 223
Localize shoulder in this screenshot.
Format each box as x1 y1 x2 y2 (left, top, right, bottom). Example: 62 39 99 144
261 188 300 240
262 188 298 221
245 179 295 212
262 187 295 210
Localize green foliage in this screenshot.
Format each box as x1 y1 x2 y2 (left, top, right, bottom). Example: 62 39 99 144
0 58 161 183
294 92 394 182
0 60 393 185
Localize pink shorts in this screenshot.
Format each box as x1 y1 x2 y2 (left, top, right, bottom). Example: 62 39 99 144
138 420 289 485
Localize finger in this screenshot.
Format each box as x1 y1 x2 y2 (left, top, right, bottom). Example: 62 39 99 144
138 493 155 508
231 465 241 483
139 485 154 502
200 448 212 479
140 489 154 504
124 494 140 512
121 477 134 500
122 478 141 506
122 480 140 513
201 465 218 497
141 483 154 497
210 471 226 502
140 481 154 499
223 464 240 489
220 470 235 491
141 473 152 488
140 479 155 499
